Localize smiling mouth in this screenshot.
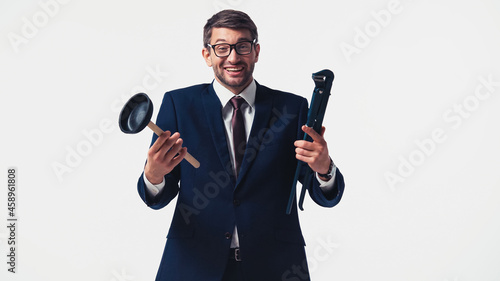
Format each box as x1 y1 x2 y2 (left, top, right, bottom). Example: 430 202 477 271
225 67 244 72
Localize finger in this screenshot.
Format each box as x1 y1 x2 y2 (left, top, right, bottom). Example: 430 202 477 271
302 125 325 143
165 137 184 161
149 132 180 161
150 130 172 153
296 150 329 173
295 146 319 158
296 153 315 163
294 139 316 151
321 126 326 137
169 147 187 168
158 132 181 158
149 131 172 161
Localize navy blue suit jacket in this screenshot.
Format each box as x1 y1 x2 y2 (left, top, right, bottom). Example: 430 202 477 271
137 82 344 281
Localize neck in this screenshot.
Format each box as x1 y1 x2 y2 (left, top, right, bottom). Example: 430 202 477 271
215 77 253 95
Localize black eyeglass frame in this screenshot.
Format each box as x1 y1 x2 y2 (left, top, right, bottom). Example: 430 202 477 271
206 39 257 58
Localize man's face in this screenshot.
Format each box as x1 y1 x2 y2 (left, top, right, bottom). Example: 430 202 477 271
202 27 260 94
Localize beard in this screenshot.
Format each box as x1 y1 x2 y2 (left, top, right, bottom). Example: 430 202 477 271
213 62 255 92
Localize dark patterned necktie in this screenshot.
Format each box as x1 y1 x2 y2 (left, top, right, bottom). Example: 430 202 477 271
230 96 247 177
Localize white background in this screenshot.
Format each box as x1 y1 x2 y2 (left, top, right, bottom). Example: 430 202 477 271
1 0 500 280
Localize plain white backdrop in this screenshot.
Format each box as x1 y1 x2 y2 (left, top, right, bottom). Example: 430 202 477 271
1 0 500 280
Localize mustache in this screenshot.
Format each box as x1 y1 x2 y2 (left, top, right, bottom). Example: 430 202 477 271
221 63 247 68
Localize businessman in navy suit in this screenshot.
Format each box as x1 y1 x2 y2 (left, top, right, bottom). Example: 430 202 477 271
136 9 345 281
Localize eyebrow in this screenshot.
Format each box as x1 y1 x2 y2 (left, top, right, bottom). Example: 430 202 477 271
213 38 253 44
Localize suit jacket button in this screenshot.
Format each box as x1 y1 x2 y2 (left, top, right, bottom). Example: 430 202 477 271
233 199 240 206
225 232 232 239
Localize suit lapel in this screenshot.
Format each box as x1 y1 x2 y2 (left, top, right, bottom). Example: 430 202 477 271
201 84 236 184
236 83 274 187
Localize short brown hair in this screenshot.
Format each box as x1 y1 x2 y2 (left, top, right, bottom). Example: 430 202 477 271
203 9 258 47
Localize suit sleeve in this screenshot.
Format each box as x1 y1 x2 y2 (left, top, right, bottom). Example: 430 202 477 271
297 98 345 208
137 92 181 210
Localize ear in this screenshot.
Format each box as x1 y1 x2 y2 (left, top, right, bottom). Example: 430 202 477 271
254 43 261 63
202 47 213 67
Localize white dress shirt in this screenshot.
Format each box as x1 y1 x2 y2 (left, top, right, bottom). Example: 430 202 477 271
143 79 337 247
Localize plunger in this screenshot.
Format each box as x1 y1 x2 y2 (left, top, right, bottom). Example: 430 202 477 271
118 93 200 168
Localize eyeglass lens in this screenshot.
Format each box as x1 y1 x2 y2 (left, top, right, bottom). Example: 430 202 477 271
213 41 253 57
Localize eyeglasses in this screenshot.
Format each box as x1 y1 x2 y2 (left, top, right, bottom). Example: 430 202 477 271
207 39 257 58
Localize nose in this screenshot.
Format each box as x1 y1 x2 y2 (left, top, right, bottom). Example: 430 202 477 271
226 47 241 64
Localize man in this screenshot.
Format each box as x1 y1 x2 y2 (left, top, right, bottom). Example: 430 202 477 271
137 9 344 281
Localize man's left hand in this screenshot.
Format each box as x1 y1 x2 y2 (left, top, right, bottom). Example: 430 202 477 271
294 125 331 176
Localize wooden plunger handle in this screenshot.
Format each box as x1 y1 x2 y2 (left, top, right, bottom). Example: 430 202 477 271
147 121 200 168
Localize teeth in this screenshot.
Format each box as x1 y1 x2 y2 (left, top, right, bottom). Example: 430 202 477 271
226 68 243 72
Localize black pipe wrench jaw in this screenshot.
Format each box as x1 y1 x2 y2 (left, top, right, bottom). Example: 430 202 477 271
306 70 334 137
312 69 334 94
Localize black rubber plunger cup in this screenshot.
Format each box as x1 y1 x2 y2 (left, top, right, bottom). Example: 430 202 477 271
119 93 200 168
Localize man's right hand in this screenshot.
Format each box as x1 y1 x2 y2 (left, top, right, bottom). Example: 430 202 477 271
144 131 187 185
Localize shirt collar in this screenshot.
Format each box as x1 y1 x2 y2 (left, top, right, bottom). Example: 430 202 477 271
212 78 256 109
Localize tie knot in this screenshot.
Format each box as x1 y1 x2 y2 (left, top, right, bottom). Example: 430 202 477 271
230 96 246 110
